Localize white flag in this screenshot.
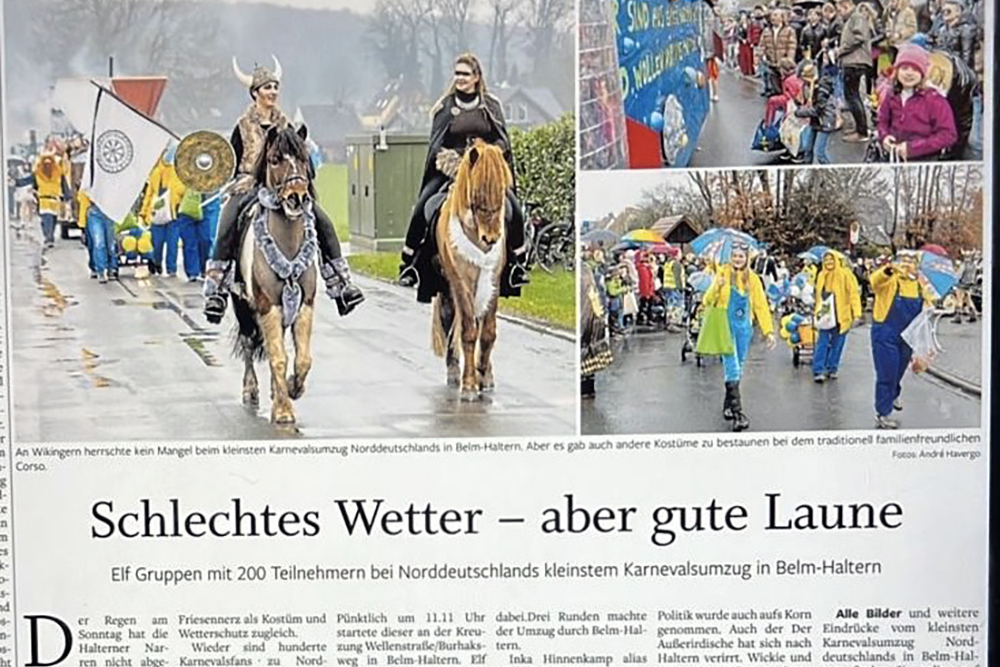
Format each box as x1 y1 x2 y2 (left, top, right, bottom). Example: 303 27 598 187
82 83 174 222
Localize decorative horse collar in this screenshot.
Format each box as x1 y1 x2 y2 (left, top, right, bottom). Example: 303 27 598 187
254 187 317 327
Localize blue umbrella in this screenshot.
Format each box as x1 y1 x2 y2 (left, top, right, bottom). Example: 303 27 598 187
918 251 960 300
690 228 761 262
687 270 714 294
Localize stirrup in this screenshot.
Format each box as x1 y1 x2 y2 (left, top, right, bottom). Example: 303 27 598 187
204 293 228 324
322 258 365 315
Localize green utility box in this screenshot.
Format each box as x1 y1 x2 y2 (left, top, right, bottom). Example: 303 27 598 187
346 133 428 253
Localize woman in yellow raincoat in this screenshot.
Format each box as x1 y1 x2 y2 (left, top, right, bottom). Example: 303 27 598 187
812 250 862 382
702 244 776 432
140 146 186 276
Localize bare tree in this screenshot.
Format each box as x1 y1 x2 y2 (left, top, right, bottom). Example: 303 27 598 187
487 0 521 83
519 0 573 64
369 0 432 91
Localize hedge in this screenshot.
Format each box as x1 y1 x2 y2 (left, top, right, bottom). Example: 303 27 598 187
510 114 575 225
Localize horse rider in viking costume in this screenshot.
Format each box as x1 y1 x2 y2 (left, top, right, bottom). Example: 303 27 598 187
398 52 531 301
203 56 364 323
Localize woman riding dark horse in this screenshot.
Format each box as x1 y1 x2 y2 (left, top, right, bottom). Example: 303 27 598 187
203 56 364 323
398 52 530 302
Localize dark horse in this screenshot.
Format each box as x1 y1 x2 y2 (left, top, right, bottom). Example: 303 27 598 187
231 124 318 425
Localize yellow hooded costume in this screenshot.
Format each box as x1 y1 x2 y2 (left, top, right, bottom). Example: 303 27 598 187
814 252 862 334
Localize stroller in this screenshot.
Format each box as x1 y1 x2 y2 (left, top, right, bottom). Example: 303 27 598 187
780 289 816 368
680 271 714 366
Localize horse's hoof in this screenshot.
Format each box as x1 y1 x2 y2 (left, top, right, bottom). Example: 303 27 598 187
242 390 259 406
460 389 479 403
447 374 460 388
480 382 495 394
287 376 305 400
272 409 296 425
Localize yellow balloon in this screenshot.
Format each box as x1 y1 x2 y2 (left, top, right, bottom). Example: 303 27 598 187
122 236 138 253
137 234 153 254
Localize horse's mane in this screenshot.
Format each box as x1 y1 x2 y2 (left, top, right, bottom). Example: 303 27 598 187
252 125 317 196
450 141 511 214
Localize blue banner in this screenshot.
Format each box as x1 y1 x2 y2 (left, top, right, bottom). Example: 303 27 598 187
613 0 710 167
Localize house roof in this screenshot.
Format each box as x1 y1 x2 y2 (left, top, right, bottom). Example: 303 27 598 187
651 214 702 239
494 85 565 120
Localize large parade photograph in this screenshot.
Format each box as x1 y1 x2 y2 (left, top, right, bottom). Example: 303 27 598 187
3 0 577 441
578 0 986 169
579 163 983 434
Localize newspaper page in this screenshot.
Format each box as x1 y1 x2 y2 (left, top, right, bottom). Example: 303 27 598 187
0 0 992 665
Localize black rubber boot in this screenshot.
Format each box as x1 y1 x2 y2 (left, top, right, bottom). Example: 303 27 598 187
731 382 750 432
203 259 233 324
722 381 737 420
398 247 418 287
321 258 365 317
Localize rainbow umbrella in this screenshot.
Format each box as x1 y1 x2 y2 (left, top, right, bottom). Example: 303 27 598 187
621 229 666 244
690 228 761 262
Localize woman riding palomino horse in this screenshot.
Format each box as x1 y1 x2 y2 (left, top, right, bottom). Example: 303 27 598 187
399 52 530 300
431 139 511 400
203 56 364 325
232 124 318 425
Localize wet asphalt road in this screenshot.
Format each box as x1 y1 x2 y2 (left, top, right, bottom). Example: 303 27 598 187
10 232 576 442
582 317 981 435
690 68 868 168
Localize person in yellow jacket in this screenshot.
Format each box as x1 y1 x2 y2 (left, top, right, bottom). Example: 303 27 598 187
812 250 862 382
702 243 776 432
28 148 69 248
869 250 935 429
139 146 186 276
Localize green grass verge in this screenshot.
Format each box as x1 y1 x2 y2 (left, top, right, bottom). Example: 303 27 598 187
348 252 575 331
315 163 349 242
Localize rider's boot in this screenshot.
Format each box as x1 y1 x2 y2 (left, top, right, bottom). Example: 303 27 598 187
321 257 365 317
203 259 233 324
509 249 531 288
731 382 750 432
398 246 419 287
722 381 737 420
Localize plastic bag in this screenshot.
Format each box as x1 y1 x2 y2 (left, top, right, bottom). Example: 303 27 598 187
900 309 938 373
696 306 736 356
815 293 837 330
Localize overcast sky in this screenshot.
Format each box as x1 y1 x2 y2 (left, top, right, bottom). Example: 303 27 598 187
577 170 685 222
206 0 367 11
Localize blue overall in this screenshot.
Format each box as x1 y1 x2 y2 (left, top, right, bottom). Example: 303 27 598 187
722 286 753 382
813 288 848 375
871 294 922 417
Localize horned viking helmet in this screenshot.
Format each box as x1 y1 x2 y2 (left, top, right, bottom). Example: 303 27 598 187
232 55 283 96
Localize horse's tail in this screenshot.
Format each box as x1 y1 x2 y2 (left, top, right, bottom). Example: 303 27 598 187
431 295 448 357
231 295 266 362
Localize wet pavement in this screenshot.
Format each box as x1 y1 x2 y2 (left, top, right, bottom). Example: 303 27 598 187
582 315 981 435
930 315 983 386
690 68 868 168
10 232 576 442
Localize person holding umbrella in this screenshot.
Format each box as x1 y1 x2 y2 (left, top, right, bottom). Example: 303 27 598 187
869 249 937 429
701 242 776 432
812 250 862 382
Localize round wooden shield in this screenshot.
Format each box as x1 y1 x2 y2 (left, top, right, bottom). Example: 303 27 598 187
175 131 235 193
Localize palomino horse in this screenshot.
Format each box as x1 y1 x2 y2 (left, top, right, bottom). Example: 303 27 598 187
232 125 318 424
431 139 513 401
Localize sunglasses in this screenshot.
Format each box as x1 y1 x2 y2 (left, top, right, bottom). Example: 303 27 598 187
454 70 475 77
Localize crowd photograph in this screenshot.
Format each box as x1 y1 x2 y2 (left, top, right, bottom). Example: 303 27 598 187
579 164 982 434
578 0 986 169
